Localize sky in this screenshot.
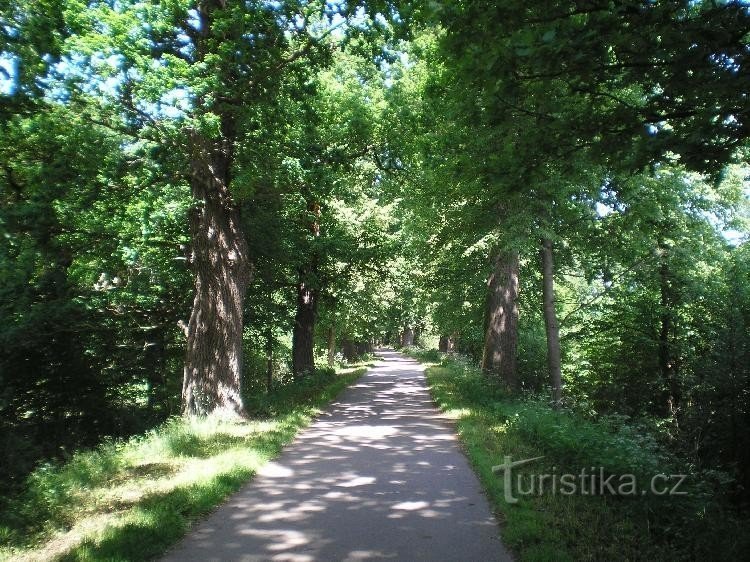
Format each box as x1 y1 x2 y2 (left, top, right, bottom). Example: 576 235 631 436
0 54 16 95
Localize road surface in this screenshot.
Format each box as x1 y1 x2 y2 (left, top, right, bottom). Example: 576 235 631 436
163 350 511 561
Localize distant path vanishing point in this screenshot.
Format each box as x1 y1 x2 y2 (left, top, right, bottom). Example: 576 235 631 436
162 350 512 562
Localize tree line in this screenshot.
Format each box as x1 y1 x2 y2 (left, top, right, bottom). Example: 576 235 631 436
1 0 749 514
387 1 750 502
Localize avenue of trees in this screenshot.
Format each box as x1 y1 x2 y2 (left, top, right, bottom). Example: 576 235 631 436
1 0 749 531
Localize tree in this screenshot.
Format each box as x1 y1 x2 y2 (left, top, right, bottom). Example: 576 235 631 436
59 0 394 415
540 237 562 406
411 0 750 398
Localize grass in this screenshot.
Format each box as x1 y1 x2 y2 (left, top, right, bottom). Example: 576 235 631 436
0 364 369 561
409 350 750 561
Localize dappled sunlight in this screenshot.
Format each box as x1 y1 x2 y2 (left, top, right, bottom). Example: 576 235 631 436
329 424 398 438
4 372 367 561
392 500 429 510
258 462 295 478
163 351 508 561
337 475 377 488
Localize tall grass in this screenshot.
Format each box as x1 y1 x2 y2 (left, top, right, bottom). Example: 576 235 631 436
414 351 749 561
0 366 367 561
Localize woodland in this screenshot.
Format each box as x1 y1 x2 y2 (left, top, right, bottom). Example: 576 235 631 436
1 1 749 559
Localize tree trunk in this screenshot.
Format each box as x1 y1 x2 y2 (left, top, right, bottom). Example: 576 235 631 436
481 249 520 387
265 328 274 393
292 196 321 378
292 275 318 378
342 338 357 362
658 256 679 418
144 326 166 412
439 335 448 352
182 132 252 417
541 238 563 407
327 325 336 366
447 333 457 353
401 327 414 347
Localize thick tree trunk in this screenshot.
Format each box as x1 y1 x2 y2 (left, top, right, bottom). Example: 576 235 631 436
541 238 563 407
182 134 252 417
292 276 318 378
327 325 336 367
292 197 321 378
481 249 520 387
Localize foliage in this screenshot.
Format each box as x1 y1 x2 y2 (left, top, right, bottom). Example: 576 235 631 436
1 1 749 559
424 354 750 561
0 366 365 561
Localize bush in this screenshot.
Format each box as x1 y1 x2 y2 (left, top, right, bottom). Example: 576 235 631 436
0 366 365 559
408 348 442 363
423 355 750 561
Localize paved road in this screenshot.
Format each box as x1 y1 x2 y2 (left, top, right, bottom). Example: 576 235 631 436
163 350 511 562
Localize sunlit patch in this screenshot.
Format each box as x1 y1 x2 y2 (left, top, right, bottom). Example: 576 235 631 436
391 500 429 510
6 369 368 561
337 475 376 487
330 425 398 438
258 462 294 478
269 555 314 562
237 528 309 551
257 500 325 523
347 550 393 559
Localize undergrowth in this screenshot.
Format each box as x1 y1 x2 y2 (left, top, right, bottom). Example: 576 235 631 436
410 350 749 561
0 365 367 561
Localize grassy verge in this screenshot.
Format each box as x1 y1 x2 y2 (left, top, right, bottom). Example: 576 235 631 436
0 364 369 561
409 350 749 561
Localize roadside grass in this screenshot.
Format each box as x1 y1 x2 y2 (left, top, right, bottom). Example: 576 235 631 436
409 350 749 561
0 364 369 562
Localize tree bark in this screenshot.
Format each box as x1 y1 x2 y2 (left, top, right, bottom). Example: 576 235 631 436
182 129 252 417
265 327 274 393
439 335 448 352
292 197 321 378
447 333 457 353
541 238 563 407
481 249 520 387
327 325 336 367
342 338 357 362
292 274 318 378
401 326 414 347
144 326 166 412
658 255 679 418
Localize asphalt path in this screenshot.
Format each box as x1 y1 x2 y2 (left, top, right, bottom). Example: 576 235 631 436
163 350 511 561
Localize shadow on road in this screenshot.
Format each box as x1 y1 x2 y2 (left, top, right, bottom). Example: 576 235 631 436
163 350 510 562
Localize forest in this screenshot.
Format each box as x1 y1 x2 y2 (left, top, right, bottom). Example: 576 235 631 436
1 1 749 560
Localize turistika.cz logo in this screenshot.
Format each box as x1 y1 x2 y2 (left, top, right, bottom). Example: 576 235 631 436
492 455 688 504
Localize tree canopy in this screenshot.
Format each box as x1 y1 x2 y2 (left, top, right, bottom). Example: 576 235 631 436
1 0 749 558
